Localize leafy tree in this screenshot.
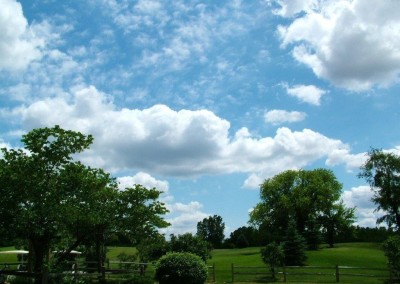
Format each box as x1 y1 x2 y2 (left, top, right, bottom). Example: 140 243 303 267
0 126 94 283
282 219 307 266
383 235 400 277
226 226 262 248
359 148 400 230
319 201 355 247
0 126 170 283
304 217 322 250
137 234 169 262
260 242 284 279
249 169 355 247
196 215 225 249
169 233 211 261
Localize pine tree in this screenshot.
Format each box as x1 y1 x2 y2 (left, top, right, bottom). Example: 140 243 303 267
282 219 307 266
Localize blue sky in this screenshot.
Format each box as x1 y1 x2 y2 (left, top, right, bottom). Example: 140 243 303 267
1 0 400 236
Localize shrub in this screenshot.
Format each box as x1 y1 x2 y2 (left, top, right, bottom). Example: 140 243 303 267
383 235 400 277
261 242 284 279
155 252 208 284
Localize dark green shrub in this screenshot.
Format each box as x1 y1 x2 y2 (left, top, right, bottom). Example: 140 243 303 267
383 235 400 277
155 252 208 284
260 242 284 279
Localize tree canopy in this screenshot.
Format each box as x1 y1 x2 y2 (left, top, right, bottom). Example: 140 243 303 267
359 148 400 230
0 125 169 283
250 168 355 247
196 215 225 249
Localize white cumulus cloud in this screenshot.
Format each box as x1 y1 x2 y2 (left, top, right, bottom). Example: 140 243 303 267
275 0 400 90
284 83 326 106
11 85 364 182
0 0 45 70
342 185 385 227
264 109 306 125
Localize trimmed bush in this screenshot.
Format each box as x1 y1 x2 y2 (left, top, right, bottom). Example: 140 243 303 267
155 252 208 284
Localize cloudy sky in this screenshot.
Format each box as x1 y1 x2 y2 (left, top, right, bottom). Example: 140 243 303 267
1 0 400 236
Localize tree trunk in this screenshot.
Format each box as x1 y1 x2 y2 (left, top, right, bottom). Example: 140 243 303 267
29 236 50 284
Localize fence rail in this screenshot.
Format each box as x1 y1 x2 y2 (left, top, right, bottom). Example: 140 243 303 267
231 264 393 283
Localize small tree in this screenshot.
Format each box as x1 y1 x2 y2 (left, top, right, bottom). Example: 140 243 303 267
282 219 307 266
169 233 211 261
196 215 225 249
155 252 208 284
383 236 400 278
260 242 284 280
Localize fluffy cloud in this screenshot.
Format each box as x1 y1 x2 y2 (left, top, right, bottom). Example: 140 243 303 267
161 201 209 236
264 109 306 125
0 0 45 70
117 172 169 193
12 86 364 180
342 186 384 227
283 84 326 106
275 0 400 90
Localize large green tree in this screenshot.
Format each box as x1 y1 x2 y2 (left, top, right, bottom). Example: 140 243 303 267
359 148 400 230
0 126 95 283
0 126 169 283
250 169 355 247
196 215 225 249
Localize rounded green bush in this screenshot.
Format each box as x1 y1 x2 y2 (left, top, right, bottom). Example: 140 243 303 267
155 252 208 284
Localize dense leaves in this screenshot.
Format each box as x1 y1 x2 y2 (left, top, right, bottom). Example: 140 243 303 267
260 242 284 279
250 169 355 247
359 148 400 230
196 215 225 249
155 252 208 284
169 233 211 261
0 126 169 283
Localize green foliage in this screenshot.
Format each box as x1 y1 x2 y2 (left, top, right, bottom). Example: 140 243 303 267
250 169 355 247
304 217 322 250
260 242 284 279
282 219 307 266
155 252 208 284
359 148 400 230
137 234 168 262
0 126 170 283
225 226 263 248
196 215 225 249
383 235 400 277
169 233 211 261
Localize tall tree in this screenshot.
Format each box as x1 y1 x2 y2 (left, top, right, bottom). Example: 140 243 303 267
249 169 355 246
196 215 225 249
359 148 400 230
0 126 94 283
0 126 170 283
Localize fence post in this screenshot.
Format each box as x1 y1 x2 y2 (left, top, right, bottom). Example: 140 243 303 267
212 263 216 283
283 266 287 282
335 265 340 282
231 263 234 283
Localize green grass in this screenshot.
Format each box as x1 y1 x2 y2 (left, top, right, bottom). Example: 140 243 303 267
207 243 388 283
0 246 19 264
1 243 390 283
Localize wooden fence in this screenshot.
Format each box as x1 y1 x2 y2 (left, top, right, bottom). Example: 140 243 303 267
1 260 217 283
231 264 395 283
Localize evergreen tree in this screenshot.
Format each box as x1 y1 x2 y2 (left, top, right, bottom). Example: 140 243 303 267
282 219 307 266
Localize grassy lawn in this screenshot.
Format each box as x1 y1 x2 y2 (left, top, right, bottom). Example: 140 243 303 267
1 243 390 283
207 243 388 283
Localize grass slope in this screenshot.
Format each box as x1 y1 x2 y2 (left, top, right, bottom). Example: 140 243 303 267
207 243 388 283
